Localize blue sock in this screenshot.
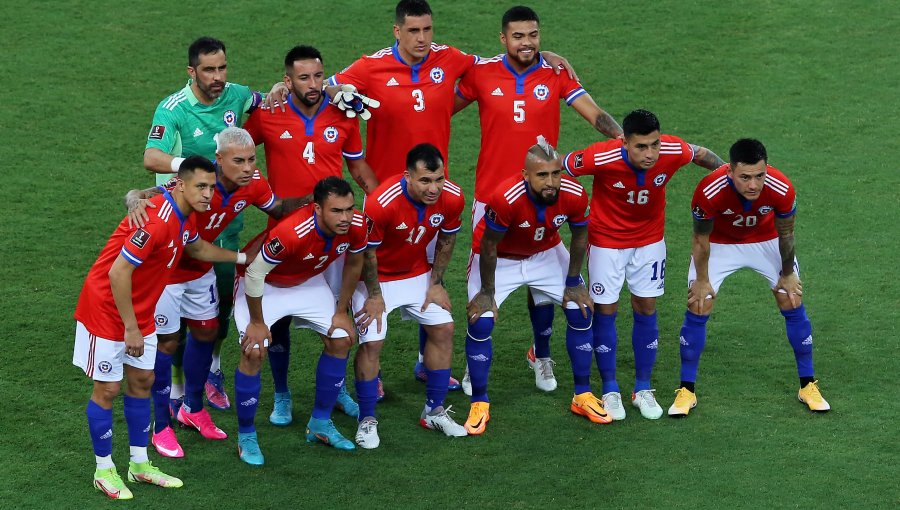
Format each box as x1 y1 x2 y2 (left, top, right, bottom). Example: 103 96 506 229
418 324 427 362
782 305 814 378
123 395 151 448
592 311 619 394
632 311 659 391
234 369 260 433
152 351 172 433
183 332 215 412
425 368 451 409
268 317 292 394
312 353 348 420
86 400 113 457
355 377 379 421
530 304 554 359
564 308 593 394
465 317 494 403
679 310 710 383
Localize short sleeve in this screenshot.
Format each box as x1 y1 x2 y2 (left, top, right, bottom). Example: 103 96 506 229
341 117 364 160
251 173 277 211
691 184 714 221
483 196 510 232
772 174 797 218
558 73 587 106
120 221 166 267
563 147 592 177
243 109 262 145
329 57 368 93
440 184 465 233
145 104 178 153
364 203 385 247
456 68 478 102
349 212 369 252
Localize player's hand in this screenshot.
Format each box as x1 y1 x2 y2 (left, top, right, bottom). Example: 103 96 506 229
124 327 145 358
422 283 451 313
331 84 381 121
467 292 498 324
776 272 803 308
241 321 271 353
687 279 716 315
264 82 289 113
541 51 579 81
329 311 356 340
354 294 385 334
563 284 593 318
126 198 155 229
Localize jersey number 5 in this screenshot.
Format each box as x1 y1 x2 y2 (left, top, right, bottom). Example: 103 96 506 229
513 100 525 123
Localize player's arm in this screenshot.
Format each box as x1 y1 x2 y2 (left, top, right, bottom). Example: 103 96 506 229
468 227 504 323
354 247 385 333
422 231 456 312
453 93 473 115
346 158 379 195
184 239 248 264
562 223 593 317
688 218 716 314
266 196 313 220
332 250 364 339
242 254 277 352
124 186 164 228
144 148 184 176
540 51 578 80
774 214 802 306
108 254 145 357
570 94 623 139
689 144 726 171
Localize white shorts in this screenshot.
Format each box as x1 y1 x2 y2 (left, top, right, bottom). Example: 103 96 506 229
351 271 453 343
467 242 580 315
72 321 157 382
322 252 345 301
688 238 800 294
233 273 349 341
587 239 667 304
154 268 219 334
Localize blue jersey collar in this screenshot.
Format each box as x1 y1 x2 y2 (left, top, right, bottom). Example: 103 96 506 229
620 148 648 186
392 41 430 83
400 178 427 223
312 211 335 252
502 54 543 94
288 93 330 136
523 180 548 223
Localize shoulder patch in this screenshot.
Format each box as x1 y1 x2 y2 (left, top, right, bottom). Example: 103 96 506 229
130 228 151 249
148 125 166 140
266 237 285 257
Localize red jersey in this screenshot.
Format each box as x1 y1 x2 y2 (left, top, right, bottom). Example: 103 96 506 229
75 192 199 339
243 96 363 198
330 42 477 181
456 54 586 202
692 165 796 244
473 175 588 259
259 205 367 287
163 170 275 283
365 176 465 282
563 135 695 248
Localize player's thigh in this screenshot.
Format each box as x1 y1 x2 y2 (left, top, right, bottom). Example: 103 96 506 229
352 281 394 343
743 238 799 289
689 243 742 294
624 239 667 298
73 323 156 382
467 253 524 309
289 274 348 339
524 243 568 307
180 269 220 322
154 283 186 335
397 272 454 326
322 253 346 301
587 244 629 304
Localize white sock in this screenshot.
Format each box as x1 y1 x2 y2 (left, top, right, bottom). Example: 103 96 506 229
130 446 148 464
417 352 424 363
210 354 221 373
170 383 185 399
95 455 115 470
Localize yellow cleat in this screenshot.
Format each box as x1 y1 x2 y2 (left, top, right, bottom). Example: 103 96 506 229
798 380 830 412
668 387 697 417
570 392 612 424
93 468 133 500
464 402 491 435
127 460 184 488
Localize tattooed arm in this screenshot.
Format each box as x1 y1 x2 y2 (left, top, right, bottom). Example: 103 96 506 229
265 195 312 220
562 224 592 316
571 94 624 139
689 144 726 171
687 218 715 315
353 248 385 333
467 227 504 323
774 215 802 307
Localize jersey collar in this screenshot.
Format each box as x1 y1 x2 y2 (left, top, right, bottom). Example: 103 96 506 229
501 54 543 94
523 180 548 223
288 93 331 136
214 164 238 207
391 41 430 83
312 211 335 252
162 190 188 228
400 178 427 223
620 147 648 186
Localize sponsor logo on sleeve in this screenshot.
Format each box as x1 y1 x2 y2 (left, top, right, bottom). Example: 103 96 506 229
148 125 166 140
366 216 375 234
266 237 285 257
484 206 497 223
692 205 708 220
130 228 151 249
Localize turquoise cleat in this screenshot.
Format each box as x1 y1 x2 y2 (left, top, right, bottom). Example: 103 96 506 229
305 418 355 450
269 391 293 426
335 384 359 418
238 431 265 466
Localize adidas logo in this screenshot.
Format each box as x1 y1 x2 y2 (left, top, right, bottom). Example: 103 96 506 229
595 344 611 354
100 429 113 440
540 327 553 336
723 208 734 215
613 181 625 189
155 385 171 395
335 378 345 388
193 127 203 137
680 336 689 346
240 397 258 407
491 87 503 96
646 339 659 350
468 354 490 362
386 77 399 86
396 222 408 230
303 253 314 260
280 130 293 139
143 424 152 433
801 335 813 346
518 220 531 228
575 342 592 352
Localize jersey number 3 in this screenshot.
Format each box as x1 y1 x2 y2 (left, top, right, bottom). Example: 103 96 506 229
412 89 425 112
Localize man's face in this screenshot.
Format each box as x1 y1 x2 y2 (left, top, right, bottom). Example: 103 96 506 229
393 15 433 63
404 161 445 205
188 51 227 101
727 160 767 201
501 20 540 68
314 193 356 236
523 157 562 206
285 58 325 107
623 131 662 170
180 170 217 212
216 144 256 188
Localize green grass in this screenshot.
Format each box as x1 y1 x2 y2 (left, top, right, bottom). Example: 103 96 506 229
1 0 898 508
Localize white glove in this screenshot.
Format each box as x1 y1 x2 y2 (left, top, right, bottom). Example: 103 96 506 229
330 84 381 121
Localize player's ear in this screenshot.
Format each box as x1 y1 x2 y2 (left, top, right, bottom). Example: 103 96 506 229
393 24 401 40
187 65 196 80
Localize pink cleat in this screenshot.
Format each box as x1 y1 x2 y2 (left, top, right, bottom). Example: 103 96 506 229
205 370 231 410
177 406 228 440
151 426 185 458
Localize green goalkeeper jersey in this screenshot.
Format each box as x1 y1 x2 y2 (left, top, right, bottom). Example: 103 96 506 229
145 80 261 184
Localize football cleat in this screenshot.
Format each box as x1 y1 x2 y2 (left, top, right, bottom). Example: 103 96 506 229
668 387 698 417
177 406 228 440
93 468 133 500
335 384 360 418
151 425 184 458
531 356 558 392
461 366 472 397
632 389 664 419
601 392 627 421
413 362 462 391
306 418 356 451
798 380 831 412
269 391 293 426
205 369 231 410
376 376 385 402
127 460 183 488
355 417 380 449
570 392 612 424
464 401 491 435
420 405 468 437
526 345 537 368
169 396 184 421
237 431 265 466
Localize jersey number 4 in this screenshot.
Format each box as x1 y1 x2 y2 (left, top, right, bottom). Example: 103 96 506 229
303 141 316 164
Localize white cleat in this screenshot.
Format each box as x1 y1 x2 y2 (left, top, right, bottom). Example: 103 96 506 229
420 405 468 437
532 357 558 392
355 417 380 449
632 389 664 420
461 366 472 397
601 391 627 421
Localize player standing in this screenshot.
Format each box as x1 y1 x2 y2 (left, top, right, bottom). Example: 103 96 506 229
668 138 829 417
465 138 608 435
562 109 724 420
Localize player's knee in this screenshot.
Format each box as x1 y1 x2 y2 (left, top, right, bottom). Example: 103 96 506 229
426 322 454 345
563 308 592 331
357 340 383 363
239 353 262 374
631 296 657 315
126 368 155 394
186 319 218 341
92 381 121 405
157 333 180 354
467 316 494 341
324 336 352 357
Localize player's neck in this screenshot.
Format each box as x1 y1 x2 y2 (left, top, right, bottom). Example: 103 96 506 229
397 47 426 67
314 214 336 238
506 56 535 74
290 94 322 118
171 189 194 217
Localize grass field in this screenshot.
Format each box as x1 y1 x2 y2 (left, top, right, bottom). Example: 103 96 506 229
1 0 898 508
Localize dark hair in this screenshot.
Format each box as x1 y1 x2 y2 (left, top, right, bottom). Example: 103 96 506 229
396 0 432 24
502 5 539 31
284 45 323 71
622 109 661 137
729 138 768 166
406 143 443 173
188 37 226 67
313 176 353 205
178 155 217 178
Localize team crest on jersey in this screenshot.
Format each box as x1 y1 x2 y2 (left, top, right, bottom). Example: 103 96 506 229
430 67 445 84
758 205 774 215
429 213 445 227
552 214 568 227
223 110 237 127
233 199 248 213
654 174 668 186
591 283 605 296
130 228 151 249
533 84 550 101
266 237 285 256
573 153 584 169
98 361 113 373
155 314 168 327
148 125 166 140
323 126 339 143
182 230 191 245
336 242 350 254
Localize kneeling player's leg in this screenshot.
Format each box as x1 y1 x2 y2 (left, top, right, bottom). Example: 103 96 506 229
313 335 353 421
678 309 711 391
267 317 293 394
631 296 659 392
235 337 266 436
181 322 218 414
